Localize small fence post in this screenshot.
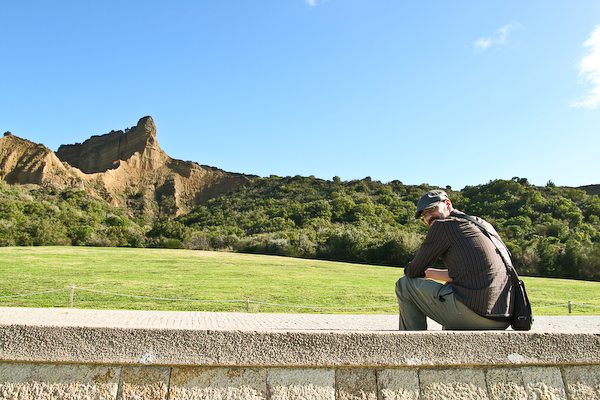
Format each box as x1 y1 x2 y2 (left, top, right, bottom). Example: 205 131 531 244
246 298 250 312
568 301 572 314
70 285 74 308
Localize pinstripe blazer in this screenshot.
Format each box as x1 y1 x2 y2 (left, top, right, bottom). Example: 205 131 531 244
404 211 512 318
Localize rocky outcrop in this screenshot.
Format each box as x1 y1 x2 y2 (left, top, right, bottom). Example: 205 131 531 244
56 117 169 173
0 134 86 188
0 117 252 218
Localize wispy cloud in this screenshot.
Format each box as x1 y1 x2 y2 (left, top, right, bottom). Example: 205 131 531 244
305 0 328 6
571 25 600 109
474 23 520 50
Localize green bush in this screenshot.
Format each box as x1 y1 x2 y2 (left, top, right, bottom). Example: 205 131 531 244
164 238 183 249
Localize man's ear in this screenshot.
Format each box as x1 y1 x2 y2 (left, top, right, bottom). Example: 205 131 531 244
445 199 453 210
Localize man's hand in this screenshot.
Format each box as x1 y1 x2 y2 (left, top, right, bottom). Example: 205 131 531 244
424 268 452 282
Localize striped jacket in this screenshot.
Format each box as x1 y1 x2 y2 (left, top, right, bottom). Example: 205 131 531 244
404 210 512 318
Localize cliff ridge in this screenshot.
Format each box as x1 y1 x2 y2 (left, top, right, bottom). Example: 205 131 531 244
0 117 251 219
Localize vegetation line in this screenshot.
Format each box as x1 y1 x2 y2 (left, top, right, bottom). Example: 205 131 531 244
0 176 598 281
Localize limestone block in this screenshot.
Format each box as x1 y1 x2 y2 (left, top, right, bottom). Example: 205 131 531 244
335 368 377 400
521 366 567 400
485 367 528 400
419 368 488 400
377 369 420 400
119 365 170 400
267 368 335 400
169 366 267 399
0 362 119 399
561 365 600 400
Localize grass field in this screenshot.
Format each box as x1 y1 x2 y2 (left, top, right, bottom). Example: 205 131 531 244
0 246 598 315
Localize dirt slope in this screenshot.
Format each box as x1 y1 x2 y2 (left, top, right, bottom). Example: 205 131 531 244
0 117 251 218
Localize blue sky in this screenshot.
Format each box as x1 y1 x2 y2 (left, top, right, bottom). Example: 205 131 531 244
1 1 599 191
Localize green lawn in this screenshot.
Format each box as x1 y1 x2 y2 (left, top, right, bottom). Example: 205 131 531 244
0 246 597 315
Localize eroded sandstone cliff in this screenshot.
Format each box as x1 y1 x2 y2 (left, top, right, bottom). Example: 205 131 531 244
0 117 251 219
56 116 169 173
0 134 86 188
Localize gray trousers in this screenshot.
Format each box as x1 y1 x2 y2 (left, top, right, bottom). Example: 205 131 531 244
395 276 510 331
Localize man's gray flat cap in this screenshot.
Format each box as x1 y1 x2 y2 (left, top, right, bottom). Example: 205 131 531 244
415 189 449 218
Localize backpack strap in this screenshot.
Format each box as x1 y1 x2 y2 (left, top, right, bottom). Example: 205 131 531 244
454 214 520 285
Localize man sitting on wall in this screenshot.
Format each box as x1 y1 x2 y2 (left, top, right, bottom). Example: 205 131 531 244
395 189 512 330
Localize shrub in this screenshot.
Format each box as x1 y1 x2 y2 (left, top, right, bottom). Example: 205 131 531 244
267 238 289 255
184 233 212 250
164 238 183 249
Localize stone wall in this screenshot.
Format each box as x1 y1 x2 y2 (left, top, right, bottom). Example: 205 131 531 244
2 362 599 399
0 324 598 399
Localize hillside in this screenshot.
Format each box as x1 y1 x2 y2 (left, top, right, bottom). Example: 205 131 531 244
1 117 252 219
0 119 599 281
577 185 600 196
166 176 600 280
